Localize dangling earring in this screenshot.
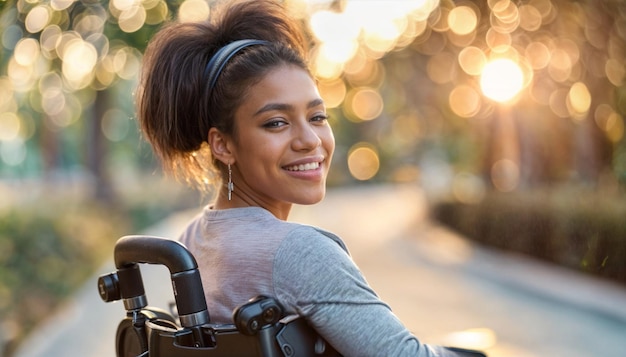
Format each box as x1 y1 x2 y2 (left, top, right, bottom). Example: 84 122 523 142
227 163 234 201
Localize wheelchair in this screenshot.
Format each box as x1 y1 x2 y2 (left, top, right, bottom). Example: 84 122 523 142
98 235 486 357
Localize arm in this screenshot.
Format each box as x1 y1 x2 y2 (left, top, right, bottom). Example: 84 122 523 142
273 227 443 357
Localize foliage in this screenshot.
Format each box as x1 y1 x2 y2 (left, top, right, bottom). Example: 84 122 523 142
0 177 200 356
0 201 122 355
433 188 626 285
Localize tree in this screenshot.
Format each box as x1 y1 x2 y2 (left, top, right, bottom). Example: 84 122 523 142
0 0 179 199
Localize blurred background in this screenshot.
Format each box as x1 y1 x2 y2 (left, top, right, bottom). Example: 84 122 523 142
0 0 625 356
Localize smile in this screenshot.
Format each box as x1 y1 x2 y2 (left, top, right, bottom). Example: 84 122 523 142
284 162 321 172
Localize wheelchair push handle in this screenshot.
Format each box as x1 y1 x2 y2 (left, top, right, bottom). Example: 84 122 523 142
98 235 210 327
114 235 198 272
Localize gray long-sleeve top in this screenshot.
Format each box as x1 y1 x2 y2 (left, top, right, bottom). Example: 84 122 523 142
179 206 470 357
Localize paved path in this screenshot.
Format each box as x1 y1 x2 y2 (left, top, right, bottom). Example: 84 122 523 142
13 184 626 357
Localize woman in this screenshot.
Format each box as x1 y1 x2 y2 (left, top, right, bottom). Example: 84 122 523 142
137 1 483 356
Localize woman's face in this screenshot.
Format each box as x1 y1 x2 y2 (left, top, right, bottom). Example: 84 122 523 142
228 64 335 213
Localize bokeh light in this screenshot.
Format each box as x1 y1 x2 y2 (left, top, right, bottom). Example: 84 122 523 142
480 58 524 102
102 109 131 142
317 78 347 109
350 88 384 121
0 138 27 166
0 113 21 141
491 159 520 192
347 143 380 181
449 85 481 118
24 5 50 33
178 0 211 23
443 328 497 351
0 1 625 352
0 0 624 189
567 81 592 119
448 5 478 36
452 172 486 204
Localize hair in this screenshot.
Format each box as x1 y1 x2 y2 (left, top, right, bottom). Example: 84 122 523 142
136 0 311 191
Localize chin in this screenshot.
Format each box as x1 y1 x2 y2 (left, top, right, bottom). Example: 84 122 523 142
293 189 326 205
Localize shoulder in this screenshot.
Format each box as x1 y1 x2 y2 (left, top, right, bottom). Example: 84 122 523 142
271 224 379 317
273 225 358 288
283 224 349 254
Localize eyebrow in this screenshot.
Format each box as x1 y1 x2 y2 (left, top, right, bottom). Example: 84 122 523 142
254 98 324 116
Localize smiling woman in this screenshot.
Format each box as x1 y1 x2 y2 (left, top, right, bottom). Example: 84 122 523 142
135 1 484 356
208 64 334 219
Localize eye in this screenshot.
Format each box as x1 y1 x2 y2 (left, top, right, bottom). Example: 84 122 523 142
262 119 288 129
310 113 329 123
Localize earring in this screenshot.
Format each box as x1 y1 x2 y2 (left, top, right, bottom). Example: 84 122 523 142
227 163 234 201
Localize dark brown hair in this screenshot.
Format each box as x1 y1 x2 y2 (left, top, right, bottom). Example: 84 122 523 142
136 0 310 191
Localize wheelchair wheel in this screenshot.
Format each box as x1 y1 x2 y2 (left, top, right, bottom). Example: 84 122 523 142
115 318 147 357
115 307 179 357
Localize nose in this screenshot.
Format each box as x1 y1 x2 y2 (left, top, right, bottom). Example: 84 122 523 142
292 122 322 152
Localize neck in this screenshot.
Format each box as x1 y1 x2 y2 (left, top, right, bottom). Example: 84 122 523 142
213 189 292 220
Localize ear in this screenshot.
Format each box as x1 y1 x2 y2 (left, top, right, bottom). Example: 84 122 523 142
208 127 235 165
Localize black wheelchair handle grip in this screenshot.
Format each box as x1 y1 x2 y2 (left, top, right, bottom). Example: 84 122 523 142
113 235 209 324
114 235 199 273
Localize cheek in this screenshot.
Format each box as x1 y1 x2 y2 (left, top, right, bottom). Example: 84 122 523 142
322 128 335 154
237 139 280 170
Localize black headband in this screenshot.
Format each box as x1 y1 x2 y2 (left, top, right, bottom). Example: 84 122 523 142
204 39 269 93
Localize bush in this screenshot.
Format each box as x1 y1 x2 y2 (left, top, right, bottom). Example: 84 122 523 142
0 201 127 355
432 188 626 285
0 177 201 356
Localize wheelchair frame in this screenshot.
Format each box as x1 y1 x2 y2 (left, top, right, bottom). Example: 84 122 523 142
97 235 339 357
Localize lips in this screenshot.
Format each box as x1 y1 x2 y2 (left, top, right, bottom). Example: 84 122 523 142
284 161 321 172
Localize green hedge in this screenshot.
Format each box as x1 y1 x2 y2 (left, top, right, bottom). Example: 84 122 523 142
432 189 626 284
0 202 126 355
0 181 199 356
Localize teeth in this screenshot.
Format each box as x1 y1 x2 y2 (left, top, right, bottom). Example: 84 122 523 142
285 162 320 171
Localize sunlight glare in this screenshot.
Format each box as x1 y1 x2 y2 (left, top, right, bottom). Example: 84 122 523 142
444 328 497 351
309 10 359 43
480 58 524 102
318 40 359 65
312 51 344 80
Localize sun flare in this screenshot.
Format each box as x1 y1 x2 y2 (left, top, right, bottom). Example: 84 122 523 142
480 59 524 103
